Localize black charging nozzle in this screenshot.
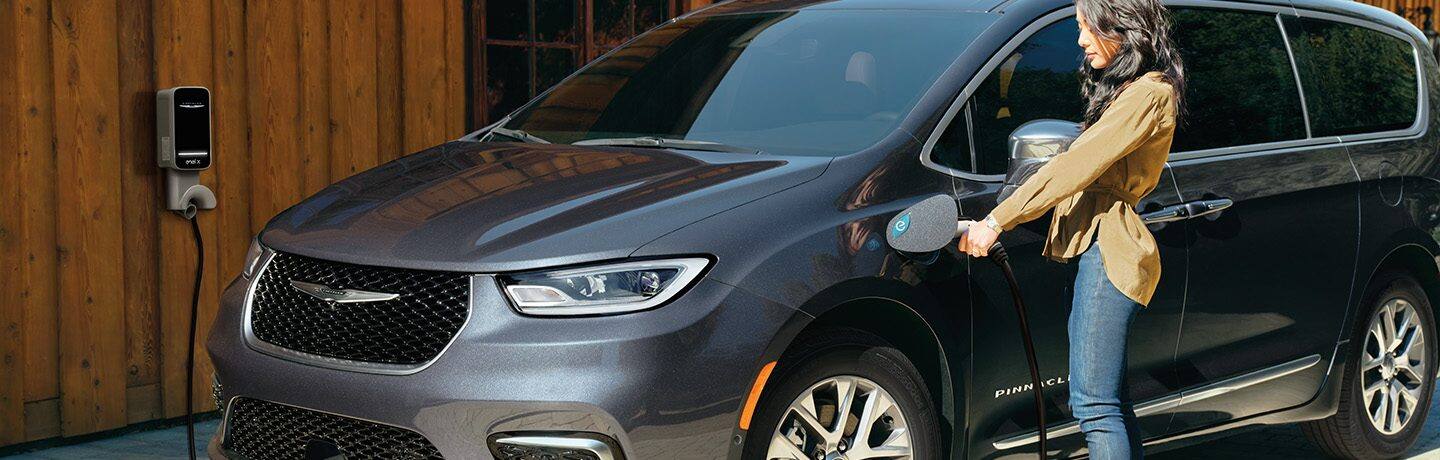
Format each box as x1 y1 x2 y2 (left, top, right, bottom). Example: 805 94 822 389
887 195 1049 459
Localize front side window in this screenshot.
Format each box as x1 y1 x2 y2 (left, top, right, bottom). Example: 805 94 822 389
1284 16 1419 137
500 10 995 156
963 17 1085 175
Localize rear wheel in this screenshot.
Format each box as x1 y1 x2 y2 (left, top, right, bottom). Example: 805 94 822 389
742 329 940 460
1302 270 1436 458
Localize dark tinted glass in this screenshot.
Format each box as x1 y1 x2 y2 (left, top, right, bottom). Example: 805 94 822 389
537 48 576 91
486 2 528 41
931 104 975 172
965 18 1085 175
1170 8 1306 151
594 0 632 48
535 0 577 43
1284 16 1418 136
486 46 531 122
637 0 668 31
173 88 210 154
503 11 994 156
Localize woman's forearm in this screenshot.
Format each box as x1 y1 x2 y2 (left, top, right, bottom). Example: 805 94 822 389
987 82 1171 232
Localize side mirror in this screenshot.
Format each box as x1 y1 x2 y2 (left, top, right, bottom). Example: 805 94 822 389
998 119 1082 204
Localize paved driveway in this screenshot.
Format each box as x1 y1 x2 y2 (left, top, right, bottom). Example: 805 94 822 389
4 419 219 459
1150 387 1440 459
6 395 1440 459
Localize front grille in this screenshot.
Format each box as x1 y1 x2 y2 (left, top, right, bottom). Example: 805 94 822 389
223 397 443 459
249 252 470 366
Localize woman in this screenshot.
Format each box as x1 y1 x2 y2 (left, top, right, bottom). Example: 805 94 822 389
957 0 1187 458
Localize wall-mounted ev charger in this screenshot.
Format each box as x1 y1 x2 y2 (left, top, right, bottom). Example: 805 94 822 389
157 86 216 218
157 86 215 460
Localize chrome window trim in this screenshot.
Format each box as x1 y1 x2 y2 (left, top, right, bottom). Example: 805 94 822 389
965 102 979 173
1164 0 1293 13
240 251 476 376
1167 135 1341 162
1286 7 1428 144
1276 13 1313 139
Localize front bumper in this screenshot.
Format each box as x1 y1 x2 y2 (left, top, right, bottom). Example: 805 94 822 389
205 272 802 459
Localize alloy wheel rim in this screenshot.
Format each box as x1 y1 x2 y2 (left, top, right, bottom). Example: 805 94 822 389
766 375 913 460
1361 297 1427 436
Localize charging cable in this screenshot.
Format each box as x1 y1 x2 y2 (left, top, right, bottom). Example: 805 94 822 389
885 196 1048 459
973 240 1048 459
180 207 203 460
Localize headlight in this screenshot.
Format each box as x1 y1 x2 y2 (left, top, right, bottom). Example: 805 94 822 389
242 238 267 278
499 258 710 316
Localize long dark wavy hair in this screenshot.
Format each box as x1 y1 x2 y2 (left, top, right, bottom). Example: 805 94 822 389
1075 0 1188 131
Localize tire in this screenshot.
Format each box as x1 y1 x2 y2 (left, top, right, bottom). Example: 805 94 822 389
741 328 940 460
1302 269 1437 459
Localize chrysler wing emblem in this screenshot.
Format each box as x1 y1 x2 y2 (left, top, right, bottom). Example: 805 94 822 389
289 280 399 304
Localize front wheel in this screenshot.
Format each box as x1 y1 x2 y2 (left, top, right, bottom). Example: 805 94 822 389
1302 269 1437 458
741 329 940 460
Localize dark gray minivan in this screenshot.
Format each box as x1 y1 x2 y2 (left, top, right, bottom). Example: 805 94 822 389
207 0 1440 458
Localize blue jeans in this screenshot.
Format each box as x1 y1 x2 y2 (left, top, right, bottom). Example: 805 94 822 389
1069 238 1144 459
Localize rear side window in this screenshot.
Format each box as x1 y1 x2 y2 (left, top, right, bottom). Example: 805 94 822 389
962 17 1086 175
1283 17 1419 136
1170 8 1307 151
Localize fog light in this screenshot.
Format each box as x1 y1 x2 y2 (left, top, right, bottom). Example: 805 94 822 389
487 432 623 460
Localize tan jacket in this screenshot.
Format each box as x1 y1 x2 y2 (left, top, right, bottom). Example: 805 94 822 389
986 70 1177 307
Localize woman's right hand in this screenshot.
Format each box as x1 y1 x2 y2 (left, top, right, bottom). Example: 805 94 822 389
957 219 999 257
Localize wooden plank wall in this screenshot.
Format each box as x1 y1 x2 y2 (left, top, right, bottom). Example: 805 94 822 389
0 0 467 447
1366 0 1440 31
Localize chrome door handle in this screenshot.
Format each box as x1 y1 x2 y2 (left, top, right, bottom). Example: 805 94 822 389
1183 198 1233 220
1141 204 1189 224
1140 197 1233 225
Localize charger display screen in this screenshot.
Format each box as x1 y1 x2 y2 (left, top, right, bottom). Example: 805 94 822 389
173 88 210 170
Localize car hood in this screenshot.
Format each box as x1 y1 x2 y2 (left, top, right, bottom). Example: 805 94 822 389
261 140 831 272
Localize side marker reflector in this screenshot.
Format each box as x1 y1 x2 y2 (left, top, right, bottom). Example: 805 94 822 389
739 361 777 430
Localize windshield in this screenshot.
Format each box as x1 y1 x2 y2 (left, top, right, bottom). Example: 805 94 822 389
497 10 995 156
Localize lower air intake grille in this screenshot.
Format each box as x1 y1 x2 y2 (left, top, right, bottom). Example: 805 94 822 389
248 252 471 366
223 397 444 459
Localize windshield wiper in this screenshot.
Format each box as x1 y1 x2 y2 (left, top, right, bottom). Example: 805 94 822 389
485 126 551 144
573 136 759 154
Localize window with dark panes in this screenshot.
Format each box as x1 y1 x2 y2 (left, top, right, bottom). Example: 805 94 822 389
1284 16 1419 136
962 18 1086 175
472 0 690 128
593 0 673 56
1170 8 1306 151
930 104 976 172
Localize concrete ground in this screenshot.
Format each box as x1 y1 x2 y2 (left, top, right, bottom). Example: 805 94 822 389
1147 393 1440 459
1149 384 1440 459
3 419 219 459
4 395 1440 459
